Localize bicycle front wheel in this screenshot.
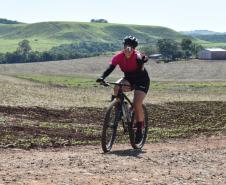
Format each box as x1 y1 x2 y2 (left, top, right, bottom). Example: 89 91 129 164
101 100 121 153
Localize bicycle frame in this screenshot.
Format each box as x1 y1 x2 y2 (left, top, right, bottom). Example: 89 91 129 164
103 81 133 105
102 81 134 128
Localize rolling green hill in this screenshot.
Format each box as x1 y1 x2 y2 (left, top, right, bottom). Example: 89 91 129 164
193 34 226 43
180 30 226 48
0 21 187 53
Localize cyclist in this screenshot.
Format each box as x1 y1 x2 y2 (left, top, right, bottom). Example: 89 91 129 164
96 35 150 143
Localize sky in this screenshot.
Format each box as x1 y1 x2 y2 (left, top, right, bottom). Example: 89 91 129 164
1 0 226 32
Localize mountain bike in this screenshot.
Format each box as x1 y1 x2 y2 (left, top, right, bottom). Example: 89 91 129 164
99 80 148 153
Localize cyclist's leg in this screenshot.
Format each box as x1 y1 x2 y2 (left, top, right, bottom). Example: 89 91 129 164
133 90 146 143
133 76 150 123
132 75 150 142
133 90 146 123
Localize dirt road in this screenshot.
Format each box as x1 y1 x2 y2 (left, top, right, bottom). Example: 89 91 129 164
0 136 225 185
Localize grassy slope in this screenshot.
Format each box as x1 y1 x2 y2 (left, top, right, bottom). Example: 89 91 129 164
0 21 185 53
194 34 226 43
16 74 96 87
195 38 226 48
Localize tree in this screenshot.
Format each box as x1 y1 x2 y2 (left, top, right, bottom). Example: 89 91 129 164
0 53 6 64
157 39 179 61
15 40 32 62
90 19 108 23
139 45 157 56
27 51 41 62
181 39 193 59
191 43 204 58
17 40 31 55
4 52 24 63
181 38 192 51
41 51 54 61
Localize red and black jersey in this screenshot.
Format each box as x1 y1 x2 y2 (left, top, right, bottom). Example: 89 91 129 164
110 50 141 73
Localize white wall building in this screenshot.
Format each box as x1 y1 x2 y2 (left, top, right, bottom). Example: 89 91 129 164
198 48 226 60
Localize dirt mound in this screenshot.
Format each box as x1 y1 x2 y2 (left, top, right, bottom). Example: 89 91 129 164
0 101 225 149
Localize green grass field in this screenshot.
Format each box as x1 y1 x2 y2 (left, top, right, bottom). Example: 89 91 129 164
16 74 96 87
195 38 226 48
0 38 72 53
15 74 226 91
13 74 226 95
200 42 226 48
152 81 226 92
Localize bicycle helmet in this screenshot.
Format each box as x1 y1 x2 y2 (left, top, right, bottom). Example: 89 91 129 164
123 35 138 48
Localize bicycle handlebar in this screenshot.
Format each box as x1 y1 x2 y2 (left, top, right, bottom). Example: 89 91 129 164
98 80 131 88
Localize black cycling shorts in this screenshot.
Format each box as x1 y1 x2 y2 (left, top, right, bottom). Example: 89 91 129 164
124 69 150 94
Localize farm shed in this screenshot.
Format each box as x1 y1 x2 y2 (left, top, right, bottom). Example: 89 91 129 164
198 48 226 60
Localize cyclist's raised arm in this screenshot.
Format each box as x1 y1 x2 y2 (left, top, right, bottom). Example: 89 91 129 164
136 52 149 71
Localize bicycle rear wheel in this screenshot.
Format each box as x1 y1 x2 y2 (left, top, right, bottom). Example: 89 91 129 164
129 104 148 149
101 100 121 153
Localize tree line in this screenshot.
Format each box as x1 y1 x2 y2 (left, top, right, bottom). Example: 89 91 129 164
0 40 120 64
140 38 203 62
0 18 21 24
0 38 203 64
